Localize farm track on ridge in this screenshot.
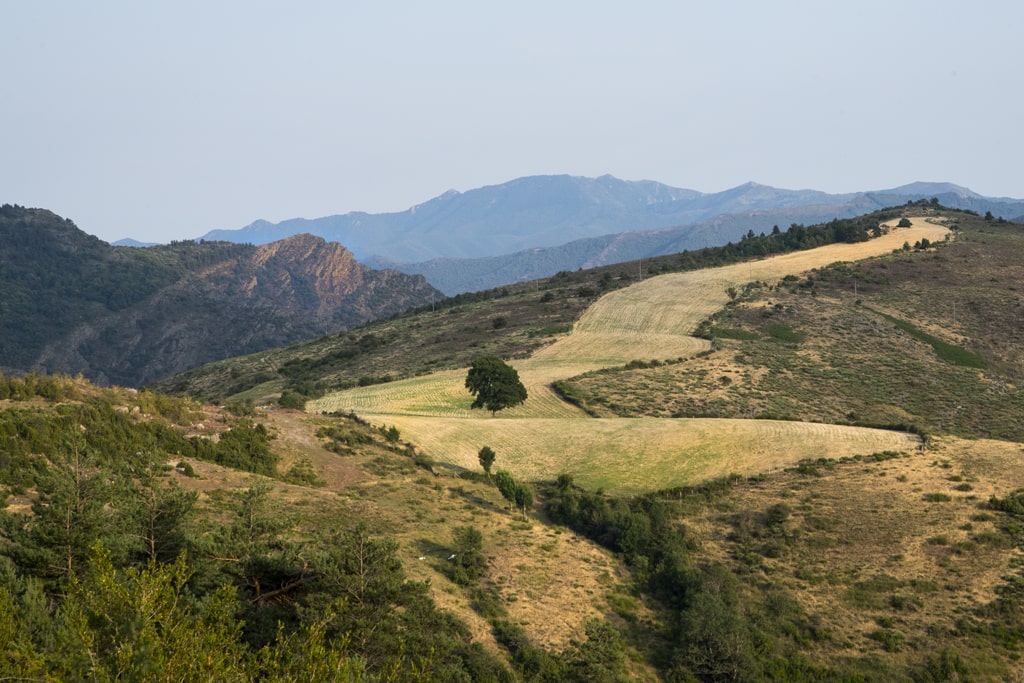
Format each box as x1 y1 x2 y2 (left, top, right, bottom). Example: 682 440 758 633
310 219 948 492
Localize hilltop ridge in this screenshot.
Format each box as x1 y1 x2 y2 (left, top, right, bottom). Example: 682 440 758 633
0 206 441 386
195 175 1024 294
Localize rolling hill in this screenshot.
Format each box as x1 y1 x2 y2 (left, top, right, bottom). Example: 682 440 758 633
12 204 1024 680
198 175 1024 294
0 205 442 387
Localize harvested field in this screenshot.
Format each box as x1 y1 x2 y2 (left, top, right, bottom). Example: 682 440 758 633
310 219 948 490
375 415 921 495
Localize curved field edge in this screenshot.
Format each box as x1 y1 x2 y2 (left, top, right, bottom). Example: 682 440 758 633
310 219 947 490
368 415 922 495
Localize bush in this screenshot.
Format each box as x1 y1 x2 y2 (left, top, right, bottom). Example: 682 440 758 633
449 526 487 585
282 458 326 487
869 628 905 652
414 453 435 473
277 391 307 410
176 461 197 477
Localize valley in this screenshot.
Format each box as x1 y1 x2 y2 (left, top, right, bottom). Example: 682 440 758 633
4 205 1024 680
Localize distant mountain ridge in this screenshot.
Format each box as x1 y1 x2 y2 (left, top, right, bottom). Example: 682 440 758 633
0 205 440 386
201 176 867 262
199 175 1024 294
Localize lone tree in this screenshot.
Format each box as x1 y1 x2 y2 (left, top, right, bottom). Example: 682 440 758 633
465 356 527 415
478 446 496 477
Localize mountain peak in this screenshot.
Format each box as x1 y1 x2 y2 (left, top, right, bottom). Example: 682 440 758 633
409 188 461 214
880 181 981 199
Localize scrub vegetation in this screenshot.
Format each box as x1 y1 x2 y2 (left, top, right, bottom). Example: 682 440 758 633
5 205 1024 679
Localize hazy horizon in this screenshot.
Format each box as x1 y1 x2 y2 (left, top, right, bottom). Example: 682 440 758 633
4 1 1022 243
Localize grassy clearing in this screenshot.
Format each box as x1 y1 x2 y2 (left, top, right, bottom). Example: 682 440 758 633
310 219 948 490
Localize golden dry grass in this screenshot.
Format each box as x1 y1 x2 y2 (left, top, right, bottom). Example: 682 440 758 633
171 408 637 655
373 415 920 494
685 435 1024 674
310 219 950 491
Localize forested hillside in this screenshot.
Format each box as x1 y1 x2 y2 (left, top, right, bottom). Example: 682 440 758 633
0 205 441 386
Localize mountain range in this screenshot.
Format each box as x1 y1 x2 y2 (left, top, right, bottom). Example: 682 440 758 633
0 205 440 387
199 176 1024 294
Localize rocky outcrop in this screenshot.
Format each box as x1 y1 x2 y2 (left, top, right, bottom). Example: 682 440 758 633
0 207 440 386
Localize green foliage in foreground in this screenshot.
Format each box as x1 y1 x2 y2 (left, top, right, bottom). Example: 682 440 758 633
542 471 1021 681
0 391 509 680
0 381 640 681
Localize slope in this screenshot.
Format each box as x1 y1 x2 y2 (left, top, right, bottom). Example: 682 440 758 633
310 217 949 493
563 211 1024 440
0 206 441 386
195 175 1024 295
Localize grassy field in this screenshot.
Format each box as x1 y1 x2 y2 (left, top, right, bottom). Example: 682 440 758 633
367 415 920 494
564 213 1024 441
310 218 949 490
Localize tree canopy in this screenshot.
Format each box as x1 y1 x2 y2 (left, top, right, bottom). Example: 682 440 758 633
465 356 528 415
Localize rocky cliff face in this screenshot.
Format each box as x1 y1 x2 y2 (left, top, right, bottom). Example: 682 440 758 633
197 233 415 326
0 206 440 386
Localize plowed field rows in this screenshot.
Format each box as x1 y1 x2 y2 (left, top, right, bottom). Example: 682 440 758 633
310 219 949 492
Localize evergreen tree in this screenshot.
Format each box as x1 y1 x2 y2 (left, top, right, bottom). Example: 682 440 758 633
494 470 518 511
478 445 496 477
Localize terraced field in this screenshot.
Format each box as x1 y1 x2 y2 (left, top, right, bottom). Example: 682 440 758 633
311 218 949 492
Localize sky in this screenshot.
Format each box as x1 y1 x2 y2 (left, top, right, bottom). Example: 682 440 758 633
3 1 1022 244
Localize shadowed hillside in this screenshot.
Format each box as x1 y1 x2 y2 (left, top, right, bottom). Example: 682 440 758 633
0 205 442 386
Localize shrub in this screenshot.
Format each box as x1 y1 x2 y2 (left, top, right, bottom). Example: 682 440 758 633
277 390 307 410
281 458 326 487
989 489 1024 516
869 628 905 652
414 453 435 473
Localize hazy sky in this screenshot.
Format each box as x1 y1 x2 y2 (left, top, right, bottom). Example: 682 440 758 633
3 1 1022 243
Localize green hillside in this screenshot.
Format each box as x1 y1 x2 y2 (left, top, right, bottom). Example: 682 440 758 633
0 205 440 386
4 205 1024 680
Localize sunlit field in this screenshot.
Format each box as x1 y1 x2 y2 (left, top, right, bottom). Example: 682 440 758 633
310 219 949 491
